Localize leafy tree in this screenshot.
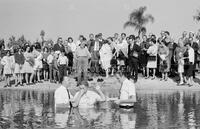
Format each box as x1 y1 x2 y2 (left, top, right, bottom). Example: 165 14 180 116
194 9 200 21
7 35 17 48
124 6 154 36
40 30 45 46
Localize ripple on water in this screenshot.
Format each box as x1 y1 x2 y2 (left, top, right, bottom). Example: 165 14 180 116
0 89 200 128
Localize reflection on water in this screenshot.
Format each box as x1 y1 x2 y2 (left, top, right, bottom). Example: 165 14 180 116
0 90 200 129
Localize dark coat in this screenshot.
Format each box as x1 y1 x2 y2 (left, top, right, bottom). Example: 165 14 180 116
128 43 141 60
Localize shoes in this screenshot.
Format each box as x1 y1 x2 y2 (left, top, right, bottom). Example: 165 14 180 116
151 77 155 80
188 84 193 87
88 78 93 81
97 78 104 82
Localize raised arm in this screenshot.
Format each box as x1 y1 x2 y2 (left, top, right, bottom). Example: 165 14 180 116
94 85 106 101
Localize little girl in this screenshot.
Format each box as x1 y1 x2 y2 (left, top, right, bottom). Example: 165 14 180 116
178 52 185 85
1 50 15 87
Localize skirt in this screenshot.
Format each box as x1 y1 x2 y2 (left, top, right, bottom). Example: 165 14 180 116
23 61 34 73
42 61 49 71
34 60 43 71
147 60 157 68
3 65 12 75
14 63 24 74
178 64 184 73
140 52 148 67
184 63 193 77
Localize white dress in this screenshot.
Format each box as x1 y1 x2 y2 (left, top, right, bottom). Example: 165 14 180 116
147 44 158 68
1 56 15 75
34 52 43 70
99 44 113 70
23 52 34 73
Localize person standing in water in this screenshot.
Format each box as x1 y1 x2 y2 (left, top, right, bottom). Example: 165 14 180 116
114 72 136 108
54 77 106 108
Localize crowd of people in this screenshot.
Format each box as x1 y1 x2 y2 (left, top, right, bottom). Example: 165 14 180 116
0 30 200 87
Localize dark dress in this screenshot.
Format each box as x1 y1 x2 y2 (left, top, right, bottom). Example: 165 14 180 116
140 41 150 67
42 53 49 71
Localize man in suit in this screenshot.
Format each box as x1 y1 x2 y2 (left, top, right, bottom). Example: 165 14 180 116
128 36 141 83
88 34 102 76
53 37 65 54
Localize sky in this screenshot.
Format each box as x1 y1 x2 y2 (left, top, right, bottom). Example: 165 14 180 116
0 0 200 42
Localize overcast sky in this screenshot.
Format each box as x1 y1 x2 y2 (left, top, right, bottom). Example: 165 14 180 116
0 0 200 42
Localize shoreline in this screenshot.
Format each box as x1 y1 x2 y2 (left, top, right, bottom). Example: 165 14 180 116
0 74 199 93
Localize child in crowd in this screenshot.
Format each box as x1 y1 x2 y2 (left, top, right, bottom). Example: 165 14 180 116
47 49 54 82
1 50 15 87
42 47 49 81
32 46 43 83
57 50 68 83
53 52 60 83
178 52 185 85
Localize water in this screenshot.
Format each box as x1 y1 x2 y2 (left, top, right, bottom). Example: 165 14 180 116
0 90 200 129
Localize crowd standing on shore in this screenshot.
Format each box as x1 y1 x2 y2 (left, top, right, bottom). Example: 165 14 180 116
0 30 200 87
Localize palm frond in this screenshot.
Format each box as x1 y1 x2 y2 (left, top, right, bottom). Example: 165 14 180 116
144 14 154 23
124 21 141 31
124 21 137 29
129 6 147 22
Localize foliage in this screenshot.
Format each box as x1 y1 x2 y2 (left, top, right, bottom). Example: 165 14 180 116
124 6 154 36
194 9 200 22
7 35 29 49
40 30 45 37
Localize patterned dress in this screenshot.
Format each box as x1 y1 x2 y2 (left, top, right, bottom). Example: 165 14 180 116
1 56 15 75
23 52 34 73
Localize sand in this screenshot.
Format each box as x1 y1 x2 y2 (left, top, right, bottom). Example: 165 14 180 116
0 73 199 93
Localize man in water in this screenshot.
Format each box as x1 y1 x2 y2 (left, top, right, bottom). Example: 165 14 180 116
54 77 106 108
114 72 137 108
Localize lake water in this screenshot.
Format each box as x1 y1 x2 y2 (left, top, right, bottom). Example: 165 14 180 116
0 89 200 129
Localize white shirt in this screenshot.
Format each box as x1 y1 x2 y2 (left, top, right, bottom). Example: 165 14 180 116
74 91 102 108
147 44 158 56
76 40 81 47
68 42 77 53
94 41 100 51
57 55 68 65
47 54 54 64
120 79 136 106
188 47 195 64
54 85 72 107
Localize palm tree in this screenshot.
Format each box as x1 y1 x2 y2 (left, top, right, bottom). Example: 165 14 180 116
40 30 45 46
194 9 200 21
124 6 154 36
